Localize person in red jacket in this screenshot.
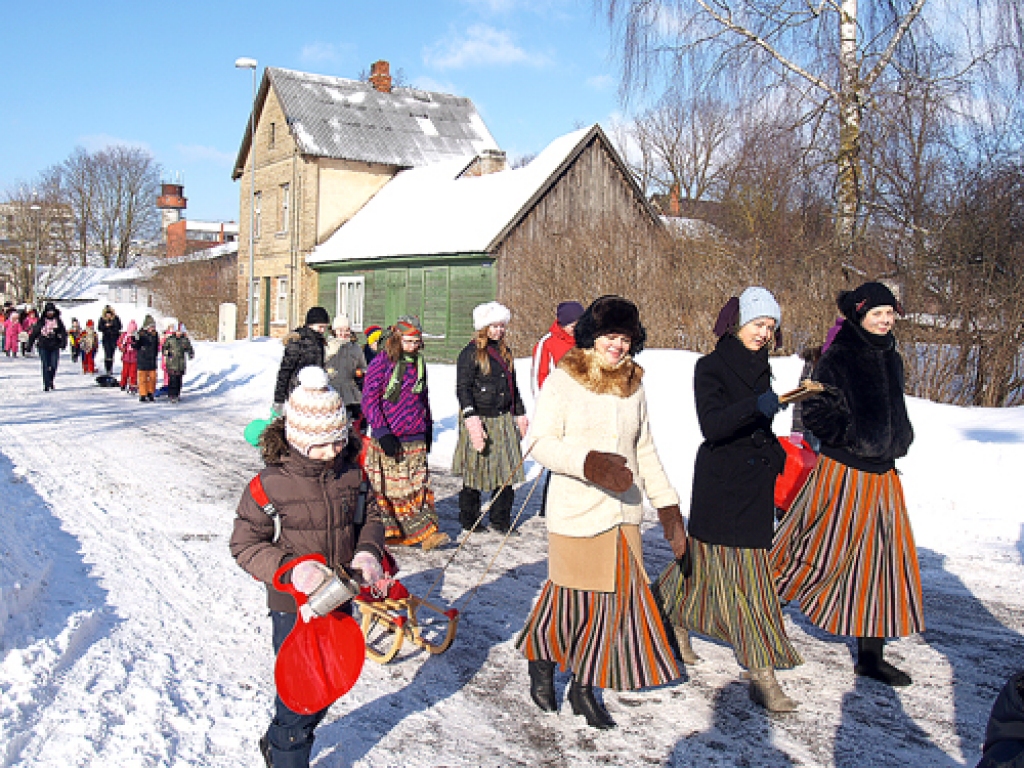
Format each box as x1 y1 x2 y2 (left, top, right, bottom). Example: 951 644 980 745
530 301 584 518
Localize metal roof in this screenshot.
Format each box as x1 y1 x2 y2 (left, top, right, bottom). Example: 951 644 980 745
233 68 499 177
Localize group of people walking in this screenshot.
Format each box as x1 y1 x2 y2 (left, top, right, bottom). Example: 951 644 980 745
232 281 925 766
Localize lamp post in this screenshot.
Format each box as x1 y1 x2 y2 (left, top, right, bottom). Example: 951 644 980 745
236 56 258 340
29 202 41 307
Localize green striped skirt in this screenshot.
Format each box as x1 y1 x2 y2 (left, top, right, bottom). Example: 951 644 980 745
657 539 803 671
364 438 439 546
451 412 525 491
517 531 680 691
770 454 925 638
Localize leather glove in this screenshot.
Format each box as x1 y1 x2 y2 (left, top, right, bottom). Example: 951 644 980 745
657 504 693 578
291 559 331 595
271 402 286 418
583 451 634 494
350 552 383 585
756 390 781 418
378 433 401 458
464 415 487 452
516 414 529 438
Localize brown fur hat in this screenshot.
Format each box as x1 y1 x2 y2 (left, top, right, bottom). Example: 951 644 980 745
573 296 646 355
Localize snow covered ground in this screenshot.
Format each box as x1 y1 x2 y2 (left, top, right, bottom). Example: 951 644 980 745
1 337 1021 767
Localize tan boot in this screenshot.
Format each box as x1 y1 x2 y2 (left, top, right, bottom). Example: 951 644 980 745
674 627 701 665
748 667 798 712
421 531 450 551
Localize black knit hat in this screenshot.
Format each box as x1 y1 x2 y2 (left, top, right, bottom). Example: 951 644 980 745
305 306 330 326
573 296 646 355
837 282 904 322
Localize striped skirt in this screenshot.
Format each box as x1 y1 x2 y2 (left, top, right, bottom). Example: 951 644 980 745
770 454 925 638
516 531 680 691
657 539 803 671
451 412 525 491
364 438 439 546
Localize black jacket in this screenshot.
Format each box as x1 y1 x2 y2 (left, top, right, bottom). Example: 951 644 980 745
274 325 327 404
802 322 913 473
97 314 122 349
455 340 525 419
687 333 787 550
133 329 160 371
27 304 68 352
978 671 1024 768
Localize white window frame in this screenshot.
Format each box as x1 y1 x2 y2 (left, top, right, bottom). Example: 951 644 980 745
253 191 262 239
274 276 288 324
336 276 365 331
279 183 290 234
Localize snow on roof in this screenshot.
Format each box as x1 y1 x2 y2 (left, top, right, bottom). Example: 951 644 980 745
234 68 500 177
308 126 595 264
37 267 128 301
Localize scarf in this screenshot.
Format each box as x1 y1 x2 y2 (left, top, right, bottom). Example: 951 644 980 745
384 353 425 403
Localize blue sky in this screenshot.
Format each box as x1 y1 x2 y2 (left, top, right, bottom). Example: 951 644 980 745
0 0 629 222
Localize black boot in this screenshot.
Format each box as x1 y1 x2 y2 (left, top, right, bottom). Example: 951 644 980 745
528 660 557 712
567 677 615 729
459 487 486 532
489 486 517 534
258 734 273 767
855 637 912 687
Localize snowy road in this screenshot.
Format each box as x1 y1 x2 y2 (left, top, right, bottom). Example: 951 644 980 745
1 344 1022 767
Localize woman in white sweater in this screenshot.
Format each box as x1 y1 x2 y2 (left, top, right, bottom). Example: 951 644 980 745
516 296 686 730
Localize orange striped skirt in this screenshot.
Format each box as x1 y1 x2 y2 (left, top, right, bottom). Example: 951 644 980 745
364 439 439 546
770 454 925 638
517 531 680 691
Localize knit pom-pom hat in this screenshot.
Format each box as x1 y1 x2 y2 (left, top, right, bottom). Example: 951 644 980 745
285 367 348 456
473 301 511 331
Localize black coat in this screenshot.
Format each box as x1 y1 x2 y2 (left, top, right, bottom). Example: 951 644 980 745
133 329 160 371
455 340 525 418
274 326 327 404
97 314 122 350
978 671 1024 768
27 304 68 352
802 322 913 474
687 334 787 550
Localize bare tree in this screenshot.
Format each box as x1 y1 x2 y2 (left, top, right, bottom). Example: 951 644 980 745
598 0 1022 256
91 146 161 268
58 148 100 267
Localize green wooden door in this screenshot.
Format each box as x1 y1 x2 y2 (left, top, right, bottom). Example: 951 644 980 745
385 269 407 326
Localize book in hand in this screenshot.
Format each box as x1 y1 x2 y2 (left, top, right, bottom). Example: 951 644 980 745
779 379 825 405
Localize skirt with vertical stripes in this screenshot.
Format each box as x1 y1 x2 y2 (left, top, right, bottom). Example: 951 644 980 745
657 539 803 671
364 438 439 546
770 454 925 638
451 412 525 491
516 530 680 691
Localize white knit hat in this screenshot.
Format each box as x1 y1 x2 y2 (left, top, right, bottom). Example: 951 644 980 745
285 367 349 456
738 287 781 328
332 314 351 330
472 301 511 331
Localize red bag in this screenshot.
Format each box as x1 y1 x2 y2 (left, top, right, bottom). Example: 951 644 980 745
774 435 818 513
272 555 366 714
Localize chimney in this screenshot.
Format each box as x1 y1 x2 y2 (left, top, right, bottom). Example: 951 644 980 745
369 60 392 93
461 149 508 178
669 184 681 217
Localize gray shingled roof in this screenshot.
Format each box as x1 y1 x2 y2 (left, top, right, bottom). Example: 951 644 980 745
233 68 499 177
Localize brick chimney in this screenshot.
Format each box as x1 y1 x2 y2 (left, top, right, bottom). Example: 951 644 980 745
461 149 508 178
369 60 392 93
669 184 681 217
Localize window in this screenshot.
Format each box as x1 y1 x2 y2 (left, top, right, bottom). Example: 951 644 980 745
269 122 276 149
253 191 262 239
279 183 290 233
275 276 288 324
336 276 365 330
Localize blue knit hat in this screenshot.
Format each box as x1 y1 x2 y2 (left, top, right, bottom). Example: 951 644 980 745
738 287 781 328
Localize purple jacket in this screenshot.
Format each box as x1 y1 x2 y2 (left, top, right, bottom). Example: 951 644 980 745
361 353 432 442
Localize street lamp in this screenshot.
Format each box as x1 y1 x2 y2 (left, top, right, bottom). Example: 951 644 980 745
29 202 41 307
236 56 258 341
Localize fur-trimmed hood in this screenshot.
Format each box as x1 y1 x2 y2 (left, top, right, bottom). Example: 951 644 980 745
557 347 643 398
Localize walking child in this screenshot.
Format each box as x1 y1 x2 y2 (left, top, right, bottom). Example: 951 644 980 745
118 320 139 394
80 320 98 373
162 323 194 403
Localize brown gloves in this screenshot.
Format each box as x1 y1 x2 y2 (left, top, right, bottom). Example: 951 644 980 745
583 451 634 493
657 504 693 578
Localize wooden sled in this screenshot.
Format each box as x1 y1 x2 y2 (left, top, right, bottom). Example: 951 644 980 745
355 592 460 665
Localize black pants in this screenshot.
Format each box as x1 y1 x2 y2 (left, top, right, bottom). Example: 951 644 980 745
167 372 184 399
39 347 60 389
102 341 116 374
459 486 514 531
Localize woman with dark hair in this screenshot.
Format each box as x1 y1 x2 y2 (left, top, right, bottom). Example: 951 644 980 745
361 317 448 550
27 302 68 392
97 305 122 376
658 287 803 712
451 302 529 535
771 282 922 687
517 296 682 729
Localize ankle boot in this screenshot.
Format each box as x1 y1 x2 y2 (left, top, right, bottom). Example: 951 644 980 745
568 677 615 729
458 487 485 532
855 637 912 687
674 626 701 665
748 667 798 712
528 660 557 712
489 487 516 534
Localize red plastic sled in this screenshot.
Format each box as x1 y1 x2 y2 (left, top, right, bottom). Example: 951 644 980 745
774 435 818 513
272 554 366 714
